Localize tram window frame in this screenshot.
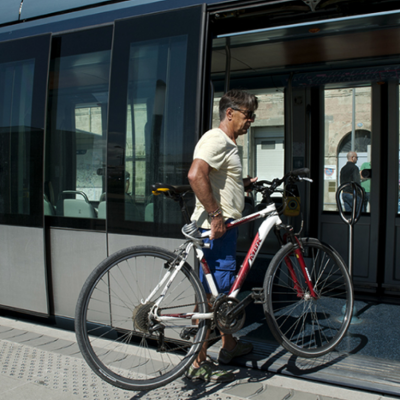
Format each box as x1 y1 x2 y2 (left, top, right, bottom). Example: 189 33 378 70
106 5 205 238
0 34 51 228
44 26 112 230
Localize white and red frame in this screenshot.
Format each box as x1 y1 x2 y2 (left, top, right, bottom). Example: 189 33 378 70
148 201 316 324
197 202 282 299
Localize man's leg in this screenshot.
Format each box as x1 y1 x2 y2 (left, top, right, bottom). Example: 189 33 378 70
193 295 250 367
342 192 353 212
188 294 234 382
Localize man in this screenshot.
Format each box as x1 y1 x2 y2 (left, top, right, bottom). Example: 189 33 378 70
187 89 258 382
340 151 361 212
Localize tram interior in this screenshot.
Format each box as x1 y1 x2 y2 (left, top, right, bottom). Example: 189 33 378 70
205 13 400 392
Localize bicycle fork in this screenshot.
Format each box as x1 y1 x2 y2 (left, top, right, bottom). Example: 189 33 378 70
275 226 317 299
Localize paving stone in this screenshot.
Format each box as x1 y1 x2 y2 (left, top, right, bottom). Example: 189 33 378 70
0 381 80 400
290 391 325 399
0 375 26 393
34 338 76 352
47 342 82 358
224 382 291 399
18 335 58 348
3 331 43 344
0 328 29 340
0 325 14 334
290 393 341 400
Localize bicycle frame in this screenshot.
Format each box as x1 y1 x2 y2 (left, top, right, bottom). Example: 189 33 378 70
197 202 282 299
151 201 316 324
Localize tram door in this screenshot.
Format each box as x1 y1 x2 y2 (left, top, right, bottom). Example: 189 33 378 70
314 82 399 293
105 5 206 256
44 6 207 319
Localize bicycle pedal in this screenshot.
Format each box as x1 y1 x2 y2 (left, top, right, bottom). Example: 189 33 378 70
251 288 265 304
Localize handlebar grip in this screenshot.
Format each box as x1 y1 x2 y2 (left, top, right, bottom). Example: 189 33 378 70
291 168 310 177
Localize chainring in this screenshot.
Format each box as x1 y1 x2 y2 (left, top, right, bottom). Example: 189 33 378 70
213 297 246 334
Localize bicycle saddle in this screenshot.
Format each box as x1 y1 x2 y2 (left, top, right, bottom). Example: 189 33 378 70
151 183 193 196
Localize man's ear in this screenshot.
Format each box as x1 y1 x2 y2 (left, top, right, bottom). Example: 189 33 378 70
226 108 233 121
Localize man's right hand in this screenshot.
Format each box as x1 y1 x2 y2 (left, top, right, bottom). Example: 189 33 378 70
210 215 226 240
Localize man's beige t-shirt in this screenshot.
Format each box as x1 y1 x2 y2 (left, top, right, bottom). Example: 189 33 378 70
191 128 244 229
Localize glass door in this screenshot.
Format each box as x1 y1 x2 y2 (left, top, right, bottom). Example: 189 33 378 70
323 87 372 212
319 83 381 292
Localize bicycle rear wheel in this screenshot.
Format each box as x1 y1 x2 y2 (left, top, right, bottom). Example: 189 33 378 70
263 238 353 358
75 246 208 391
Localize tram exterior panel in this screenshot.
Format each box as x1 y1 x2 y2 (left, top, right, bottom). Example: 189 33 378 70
0 0 400 318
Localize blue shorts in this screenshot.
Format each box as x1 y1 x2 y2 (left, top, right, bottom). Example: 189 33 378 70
199 221 238 295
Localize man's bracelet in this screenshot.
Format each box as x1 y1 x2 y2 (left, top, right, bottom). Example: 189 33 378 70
208 207 222 219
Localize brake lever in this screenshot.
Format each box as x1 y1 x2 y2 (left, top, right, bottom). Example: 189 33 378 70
300 177 313 183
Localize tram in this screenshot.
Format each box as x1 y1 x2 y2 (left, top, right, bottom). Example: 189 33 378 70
1 0 400 393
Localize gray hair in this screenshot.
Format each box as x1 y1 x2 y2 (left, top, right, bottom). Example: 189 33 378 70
219 89 258 121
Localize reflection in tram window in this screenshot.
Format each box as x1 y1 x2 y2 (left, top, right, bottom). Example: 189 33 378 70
124 36 189 224
45 27 112 219
324 87 372 212
0 60 36 216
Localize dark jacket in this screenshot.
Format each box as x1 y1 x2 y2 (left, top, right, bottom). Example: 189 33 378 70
340 161 360 193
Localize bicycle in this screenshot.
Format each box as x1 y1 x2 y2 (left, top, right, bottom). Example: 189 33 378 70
75 168 353 391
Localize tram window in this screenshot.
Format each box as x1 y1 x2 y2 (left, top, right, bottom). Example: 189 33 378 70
122 36 189 224
0 34 50 226
74 105 104 202
323 87 372 212
106 6 205 236
45 27 112 220
0 60 35 216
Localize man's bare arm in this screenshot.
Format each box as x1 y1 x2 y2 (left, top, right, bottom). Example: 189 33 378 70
188 159 225 239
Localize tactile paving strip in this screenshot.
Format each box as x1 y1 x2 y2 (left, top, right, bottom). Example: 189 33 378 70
0 339 239 400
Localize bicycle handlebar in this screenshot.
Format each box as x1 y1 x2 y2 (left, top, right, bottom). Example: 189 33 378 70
251 168 312 195
151 169 312 199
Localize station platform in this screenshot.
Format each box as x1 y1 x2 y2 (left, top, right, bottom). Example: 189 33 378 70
0 315 397 400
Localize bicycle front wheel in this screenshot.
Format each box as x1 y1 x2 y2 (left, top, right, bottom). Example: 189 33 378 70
75 246 208 391
263 238 353 358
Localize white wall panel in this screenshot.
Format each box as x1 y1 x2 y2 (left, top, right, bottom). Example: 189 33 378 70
0 225 47 313
50 229 107 318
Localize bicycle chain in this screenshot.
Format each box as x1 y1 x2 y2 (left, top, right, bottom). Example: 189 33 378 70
155 302 223 353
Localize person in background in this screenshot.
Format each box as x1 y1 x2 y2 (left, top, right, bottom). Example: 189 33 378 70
360 161 371 212
340 151 361 212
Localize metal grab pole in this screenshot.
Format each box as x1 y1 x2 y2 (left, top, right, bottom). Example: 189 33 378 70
336 182 364 277
336 181 364 324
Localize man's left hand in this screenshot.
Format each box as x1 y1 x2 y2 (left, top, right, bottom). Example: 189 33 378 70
244 176 258 192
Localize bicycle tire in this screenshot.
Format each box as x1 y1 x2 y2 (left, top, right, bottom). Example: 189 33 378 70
75 245 208 391
263 237 353 358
